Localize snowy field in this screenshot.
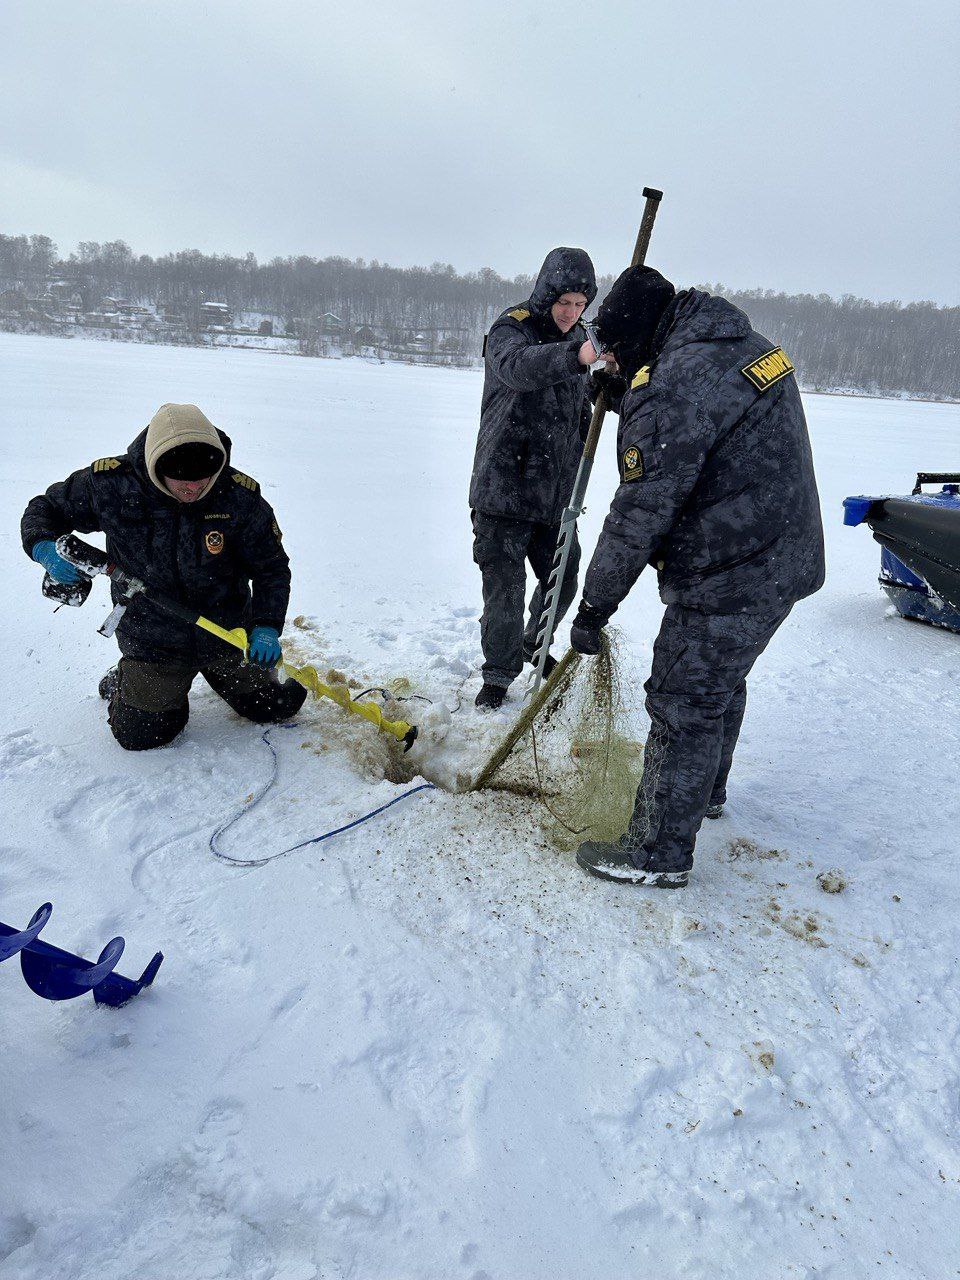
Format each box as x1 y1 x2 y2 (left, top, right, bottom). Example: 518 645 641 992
1 331 959 1280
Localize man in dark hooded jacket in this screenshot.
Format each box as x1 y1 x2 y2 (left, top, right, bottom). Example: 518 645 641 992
570 267 825 887
469 246 608 708
21 403 307 750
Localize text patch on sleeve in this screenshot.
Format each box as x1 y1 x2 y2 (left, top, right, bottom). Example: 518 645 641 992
741 347 795 392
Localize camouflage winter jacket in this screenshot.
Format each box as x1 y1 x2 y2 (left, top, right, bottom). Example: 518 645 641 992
21 428 292 664
469 247 597 526
583 290 826 618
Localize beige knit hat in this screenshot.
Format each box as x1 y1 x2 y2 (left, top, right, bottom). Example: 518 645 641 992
144 404 226 494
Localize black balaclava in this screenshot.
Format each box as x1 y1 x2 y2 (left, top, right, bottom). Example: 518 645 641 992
596 265 676 381
156 441 225 481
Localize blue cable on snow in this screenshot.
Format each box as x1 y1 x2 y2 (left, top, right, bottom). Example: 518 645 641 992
210 725 435 868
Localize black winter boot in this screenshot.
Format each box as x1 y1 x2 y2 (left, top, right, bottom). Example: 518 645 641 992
525 651 557 679
98 667 119 701
475 683 506 710
575 839 689 888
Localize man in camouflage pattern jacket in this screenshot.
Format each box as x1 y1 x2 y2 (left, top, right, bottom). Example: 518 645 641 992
469 246 606 708
571 267 825 887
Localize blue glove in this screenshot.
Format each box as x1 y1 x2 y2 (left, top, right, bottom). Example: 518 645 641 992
247 626 282 669
32 540 81 585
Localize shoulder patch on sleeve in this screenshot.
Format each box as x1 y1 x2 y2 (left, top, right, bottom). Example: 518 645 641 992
741 346 795 392
507 307 531 322
92 457 121 473
232 470 260 492
621 446 645 482
630 365 651 390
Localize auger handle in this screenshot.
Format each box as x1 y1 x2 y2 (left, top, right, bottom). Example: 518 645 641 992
582 186 664 462
631 187 664 269
528 186 665 692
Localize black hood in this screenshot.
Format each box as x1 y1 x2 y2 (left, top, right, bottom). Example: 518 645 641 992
595 265 676 381
653 289 754 356
528 247 597 315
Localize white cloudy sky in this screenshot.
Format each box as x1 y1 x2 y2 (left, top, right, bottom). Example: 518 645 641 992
2 0 958 303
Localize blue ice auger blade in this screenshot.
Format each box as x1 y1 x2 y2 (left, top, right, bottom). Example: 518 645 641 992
0 903 53 962
93 950 164 1007
20 935 125 1002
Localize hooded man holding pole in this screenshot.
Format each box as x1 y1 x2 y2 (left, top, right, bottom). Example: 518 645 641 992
469 247 610 709
21 403 307 750
571 267 825 887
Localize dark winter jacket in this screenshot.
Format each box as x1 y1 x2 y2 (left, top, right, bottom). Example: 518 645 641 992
21 428 292 664
583 290 825 618
469 247 597 526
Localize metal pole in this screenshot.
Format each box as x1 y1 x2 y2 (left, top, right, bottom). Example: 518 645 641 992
529 186 664 693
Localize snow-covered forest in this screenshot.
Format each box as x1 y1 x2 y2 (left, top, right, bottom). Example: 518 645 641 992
2 233 958 399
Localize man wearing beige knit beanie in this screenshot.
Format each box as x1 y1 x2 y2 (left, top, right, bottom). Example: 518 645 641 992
22 403 307 749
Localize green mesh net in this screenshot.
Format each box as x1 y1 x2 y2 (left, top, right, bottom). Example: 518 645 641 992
472 633 647 849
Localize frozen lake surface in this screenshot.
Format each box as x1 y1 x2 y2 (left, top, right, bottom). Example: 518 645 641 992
1 333 959 1279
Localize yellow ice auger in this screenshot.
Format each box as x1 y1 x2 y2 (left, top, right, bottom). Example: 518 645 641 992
53 536 418 749
194 615 416 747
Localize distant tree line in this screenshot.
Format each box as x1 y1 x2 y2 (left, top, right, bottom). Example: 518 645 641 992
1 232 957 398
704 284 959 401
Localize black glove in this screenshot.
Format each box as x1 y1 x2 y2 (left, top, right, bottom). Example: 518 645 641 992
589 369 628 414
570 602 610 655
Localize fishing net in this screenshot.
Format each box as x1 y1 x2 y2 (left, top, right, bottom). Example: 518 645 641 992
471 632 648 849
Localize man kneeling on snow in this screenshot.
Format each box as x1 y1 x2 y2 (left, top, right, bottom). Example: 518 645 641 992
570 268 825 888
21 403 307 749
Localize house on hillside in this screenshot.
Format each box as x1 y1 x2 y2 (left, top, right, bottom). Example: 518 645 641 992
200 301 232 329
48 280 85 311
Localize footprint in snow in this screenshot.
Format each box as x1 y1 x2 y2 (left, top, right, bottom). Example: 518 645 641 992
270 981 309 1021
196 1097 245 1147
0 729 55 773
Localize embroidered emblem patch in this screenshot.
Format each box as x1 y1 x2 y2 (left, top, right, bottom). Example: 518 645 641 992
622 446 644 482
630 366 651 390
507 307 531 322
232 471 259 492
205 530 225 555
92 457 120 473
272 519 283 543
742 346 795 392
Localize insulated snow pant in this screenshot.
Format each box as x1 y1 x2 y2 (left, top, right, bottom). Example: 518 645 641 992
472 512 581 688
624 604 792 873
107 653 308 751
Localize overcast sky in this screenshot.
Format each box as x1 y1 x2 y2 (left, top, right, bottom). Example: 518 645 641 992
3 0 958 304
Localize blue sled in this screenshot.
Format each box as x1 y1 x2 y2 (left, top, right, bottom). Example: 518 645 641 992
0 903 163 1007
843 473 960 634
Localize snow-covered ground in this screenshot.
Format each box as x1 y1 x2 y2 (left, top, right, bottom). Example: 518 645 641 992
1 332 958 1280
